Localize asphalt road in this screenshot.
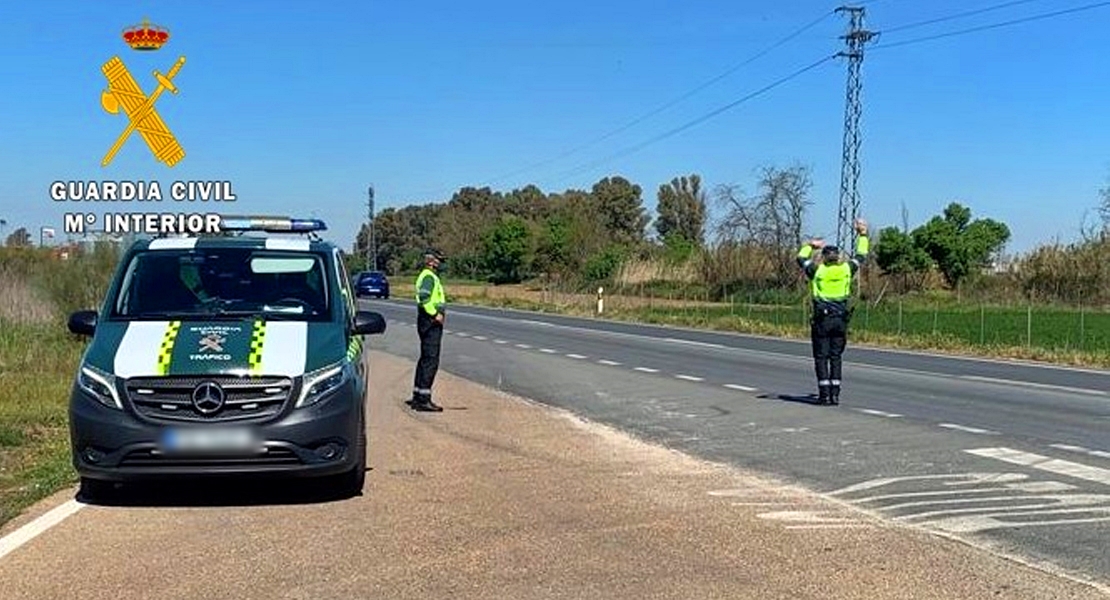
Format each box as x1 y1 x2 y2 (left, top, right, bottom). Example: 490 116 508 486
367 298 1110 588
5 352 1105 599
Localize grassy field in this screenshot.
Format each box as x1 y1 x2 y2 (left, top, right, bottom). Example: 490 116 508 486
0 246 116 528
447 283 1110 368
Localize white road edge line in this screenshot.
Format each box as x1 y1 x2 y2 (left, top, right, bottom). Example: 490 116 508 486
407 302 1110 376
598 360 621 366
566 354 587 359
675 374 704 382
539 348 557 354
0 499 85 561
515 344 532 349
939 423 997 435
634 367 659 373
966 447 1110 486
958 375 1108 397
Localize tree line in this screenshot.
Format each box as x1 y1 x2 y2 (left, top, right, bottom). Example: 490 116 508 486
352 166 1110 307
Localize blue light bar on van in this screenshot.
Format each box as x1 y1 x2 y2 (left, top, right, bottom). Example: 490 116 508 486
219 216 328 232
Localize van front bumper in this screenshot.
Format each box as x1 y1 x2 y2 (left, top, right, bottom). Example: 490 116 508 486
69 382 362 483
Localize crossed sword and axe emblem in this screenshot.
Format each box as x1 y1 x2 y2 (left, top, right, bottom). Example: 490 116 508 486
100 55 186 167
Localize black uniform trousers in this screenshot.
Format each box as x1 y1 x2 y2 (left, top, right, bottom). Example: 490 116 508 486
413 308 443 401
810 306 848 393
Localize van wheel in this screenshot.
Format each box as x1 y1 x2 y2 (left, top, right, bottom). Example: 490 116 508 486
334 416 367 497
79 477 117 502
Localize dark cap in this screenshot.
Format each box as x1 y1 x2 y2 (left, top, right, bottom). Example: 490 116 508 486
821 245 840 256
424 249 445 262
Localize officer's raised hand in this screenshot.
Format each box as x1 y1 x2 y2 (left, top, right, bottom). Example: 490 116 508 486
854 219 868 235
810 238 825 249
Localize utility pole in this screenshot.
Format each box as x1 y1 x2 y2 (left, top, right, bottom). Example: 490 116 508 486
366 185 376 271
834 5 876 250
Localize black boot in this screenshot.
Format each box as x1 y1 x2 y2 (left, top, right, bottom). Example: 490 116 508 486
828 385 840 406
411 397 443 412
817 385 830 405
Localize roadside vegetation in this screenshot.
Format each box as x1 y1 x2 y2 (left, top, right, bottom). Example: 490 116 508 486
0 245 118 528
351 167 1110 367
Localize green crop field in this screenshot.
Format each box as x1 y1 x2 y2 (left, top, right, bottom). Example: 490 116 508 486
632 301 1110 354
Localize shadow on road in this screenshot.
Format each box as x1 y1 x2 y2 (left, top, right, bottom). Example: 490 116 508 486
765 393 826 406
75 468 372 508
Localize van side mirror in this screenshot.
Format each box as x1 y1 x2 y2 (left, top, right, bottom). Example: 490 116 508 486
68 310 98 336
353 310 386 335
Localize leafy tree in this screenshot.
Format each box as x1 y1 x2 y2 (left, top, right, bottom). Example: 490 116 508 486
874 227 931 275
481 214 533 284
591 176 648 247
911 202 1010 288
655 174 707 246
5 227 31 247
873 226 932 291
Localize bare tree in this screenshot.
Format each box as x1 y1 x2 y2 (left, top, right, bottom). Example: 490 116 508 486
714 164 814 286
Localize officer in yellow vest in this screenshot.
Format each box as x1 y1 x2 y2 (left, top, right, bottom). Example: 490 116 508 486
409 250 447 412
796 219 870 405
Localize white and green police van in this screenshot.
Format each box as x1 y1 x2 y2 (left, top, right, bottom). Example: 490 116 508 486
66 216 385 498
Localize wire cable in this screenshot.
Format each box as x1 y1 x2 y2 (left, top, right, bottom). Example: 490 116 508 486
879 0 1051 34
468 9 839 189
541 54 839 188
872 0 1110 50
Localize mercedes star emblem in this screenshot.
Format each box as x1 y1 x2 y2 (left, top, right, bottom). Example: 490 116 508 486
191 381 226 414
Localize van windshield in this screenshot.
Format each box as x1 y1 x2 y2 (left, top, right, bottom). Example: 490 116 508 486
111 248 331 321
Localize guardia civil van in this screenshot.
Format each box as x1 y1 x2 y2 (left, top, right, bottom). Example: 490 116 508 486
66 216 385 498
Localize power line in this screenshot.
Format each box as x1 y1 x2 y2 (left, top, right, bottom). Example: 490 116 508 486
872 0 1110 50
880 0 1050 34
542 54 839 188
468 8 840 189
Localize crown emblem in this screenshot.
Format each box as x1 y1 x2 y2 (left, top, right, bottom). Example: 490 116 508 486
121 18 169 51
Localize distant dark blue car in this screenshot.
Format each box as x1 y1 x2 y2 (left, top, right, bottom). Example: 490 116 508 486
355 271 390 299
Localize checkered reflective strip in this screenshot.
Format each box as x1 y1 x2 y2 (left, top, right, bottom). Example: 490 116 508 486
248 319 267 374
346 336 362 362
156 321 182 375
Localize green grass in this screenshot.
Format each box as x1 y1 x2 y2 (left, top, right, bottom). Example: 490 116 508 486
0 245 116 529
0 320 86 527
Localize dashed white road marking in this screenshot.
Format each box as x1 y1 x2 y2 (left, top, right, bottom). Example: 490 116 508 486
539 348 557 354
472 335 488 341
675 374 704 382
0 499 85 561
1050 444 1110 460
494 339 508 344
634 367 659 373
598 359 621 366
854 408 902 418
515 344 532 349
939 423 997 435
959 375 1108 397
456 332 470 337
724 383 757 392
966 447 1110 486
566 354 587 359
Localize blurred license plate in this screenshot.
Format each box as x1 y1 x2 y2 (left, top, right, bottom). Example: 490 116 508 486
161 427 259 453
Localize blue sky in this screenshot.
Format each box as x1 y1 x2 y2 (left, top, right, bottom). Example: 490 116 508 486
1 0 1108 253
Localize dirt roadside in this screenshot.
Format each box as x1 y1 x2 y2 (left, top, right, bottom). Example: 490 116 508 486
0 351 1106 599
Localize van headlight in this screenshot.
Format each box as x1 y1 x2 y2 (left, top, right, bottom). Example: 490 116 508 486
78 364 122 410
296 362 350 408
